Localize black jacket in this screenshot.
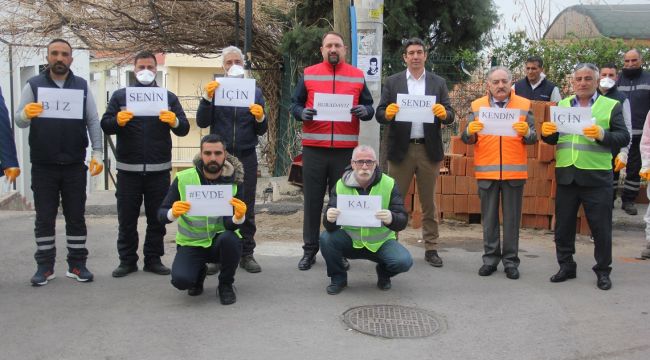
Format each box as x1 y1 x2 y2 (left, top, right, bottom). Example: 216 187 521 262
323 166 408 233
0 87 18 171
376 70 456 163
514 77 558 102
616 69 650 131
196 87 267 155
101 82 190 172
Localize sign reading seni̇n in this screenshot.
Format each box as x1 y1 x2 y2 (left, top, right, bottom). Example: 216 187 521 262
126 87 168 116
336 194 382 228
549 106 594 135
185 185 233 217
213 78 256 107
37 88 84 120
395 94 437 123
313 93 354 122
478 107 520 137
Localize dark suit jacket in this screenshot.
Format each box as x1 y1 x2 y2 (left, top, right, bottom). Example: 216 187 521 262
0 87 19 172
376 70 455 163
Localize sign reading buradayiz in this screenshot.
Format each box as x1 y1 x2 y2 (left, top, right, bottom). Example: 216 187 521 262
550 107 594 135
185 185 233 217
126 87 168 116
213 78 256 107
37 88 84 119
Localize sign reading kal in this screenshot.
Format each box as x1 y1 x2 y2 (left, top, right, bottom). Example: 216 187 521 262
185 185 233 217
126 87 168 116
549 106 594 135
395 94 437 123
313 93 354 122
37 88 84 120
336 194 382 228
213 77 256 108
478 107 520 137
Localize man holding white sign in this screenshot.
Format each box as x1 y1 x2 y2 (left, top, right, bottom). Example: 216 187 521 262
462 66 536 280
15 38 103 286
158 134 246 305
101 51 190 278
376 37 455 268
541 63 629 290
197 46 267 274
319 145 411 295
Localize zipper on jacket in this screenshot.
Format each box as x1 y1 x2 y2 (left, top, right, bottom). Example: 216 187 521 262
499 136 503 180
233 107 237 154
331 65 336 148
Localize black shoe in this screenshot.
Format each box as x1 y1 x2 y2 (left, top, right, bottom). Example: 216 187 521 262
550 267 577 283
597 274 612 290
240 255 262 273
622 202 638 215
188 265 207 296
342 257 350 271
478 264 497 276
326 281 347 295
31 264 55 286
298 254 316 271
206 263 220 275
504 267 520 280
218 284 237 305
143 262 171 275
112 263 138 278
377 277 392 291
424 250 443 267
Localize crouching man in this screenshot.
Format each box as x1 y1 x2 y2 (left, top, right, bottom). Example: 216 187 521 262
158 134 246 305
319 145 412 294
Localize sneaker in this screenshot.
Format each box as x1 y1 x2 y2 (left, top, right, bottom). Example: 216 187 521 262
66 263 94 282
239 255 262 273
206 263 220 275
188 265 207 296
424 250 443 267
622 202 638 215
112 263 138 278
218 284 237 305
31 264 56 286
143 262 171 275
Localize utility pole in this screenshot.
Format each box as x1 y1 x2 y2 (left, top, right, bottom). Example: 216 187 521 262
333 0 351 63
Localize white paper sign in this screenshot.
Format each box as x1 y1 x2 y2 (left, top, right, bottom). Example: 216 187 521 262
336 195 382 228
313 93 354 122
185 185 233 217
214 77 256 107
478 107 520 137
395 94 437 123
359 54 382 82
126 87 168 116
550 106 594 135
37 88 84 119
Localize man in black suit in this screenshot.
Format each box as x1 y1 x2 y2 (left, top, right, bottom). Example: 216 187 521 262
376 37 455 268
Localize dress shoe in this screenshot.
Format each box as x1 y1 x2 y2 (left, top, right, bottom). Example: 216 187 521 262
206 262 220 275
342 257 350 271
622 202 638 215
504 267 520 280
188 265 207 296
326 281 347 295
240 255 262 273
377 277 391 290
298 254 316 270
550 267 577 283
112 263 138 278
143 262 171 275
218 284 237 305
596 274 612 290
478 264 497 276
424 250 443 267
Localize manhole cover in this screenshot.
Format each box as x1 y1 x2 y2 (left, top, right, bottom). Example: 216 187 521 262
342 305 445 339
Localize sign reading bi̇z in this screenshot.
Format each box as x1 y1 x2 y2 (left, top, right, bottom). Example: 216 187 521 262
37 88 84 120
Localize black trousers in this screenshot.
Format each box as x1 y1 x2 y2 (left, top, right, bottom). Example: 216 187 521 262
234 150 258 257
301 146 353 255
31 163 88 265
555 182 612 275
115 171 169 265
622 134 641 203
170 231 242 289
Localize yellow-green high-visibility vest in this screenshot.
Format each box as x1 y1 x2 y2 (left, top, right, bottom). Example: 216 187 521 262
176 168 239 248
336 175 397 252
556 95 617 170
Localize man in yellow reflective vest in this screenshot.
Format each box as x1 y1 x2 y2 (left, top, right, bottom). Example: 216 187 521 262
319 145 412 295
542 63 629 291
158 134 247 305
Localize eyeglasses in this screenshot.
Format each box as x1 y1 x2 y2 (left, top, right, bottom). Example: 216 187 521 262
352 159 376 166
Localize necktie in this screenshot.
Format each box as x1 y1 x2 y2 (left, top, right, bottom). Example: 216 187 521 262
496 101 505 108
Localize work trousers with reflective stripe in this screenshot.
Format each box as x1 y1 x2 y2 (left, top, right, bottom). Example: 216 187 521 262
622 134 641 204
554 182 612 275
319 229 412 285
235 149 258 257
302 146 353 255
31 163 88 265
171 231 241 289
115 171 169 265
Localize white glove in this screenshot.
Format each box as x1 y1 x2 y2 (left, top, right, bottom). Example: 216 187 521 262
375 209 393 225
326 208 341 223
617 152 628 164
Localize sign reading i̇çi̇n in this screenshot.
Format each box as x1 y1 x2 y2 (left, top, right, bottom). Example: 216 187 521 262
126 87 169 116
37 88 84 120
213 78 256 108
185 185 233 217
550 106 594 135
395 94 437 123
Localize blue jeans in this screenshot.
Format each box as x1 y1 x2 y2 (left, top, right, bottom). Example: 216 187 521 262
319 229 413 285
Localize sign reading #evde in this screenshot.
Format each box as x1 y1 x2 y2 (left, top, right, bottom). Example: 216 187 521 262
549 106 594 135
214 78 256 108
478 107 520 137
313 93 354 122
37 88 84 120
185 185 233 217
395 94 437 123
126 87 168 116
336 194 382 228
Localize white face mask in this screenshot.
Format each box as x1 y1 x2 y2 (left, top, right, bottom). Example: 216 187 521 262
227 64 245 78
599 77 616 90
136 69 156 85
